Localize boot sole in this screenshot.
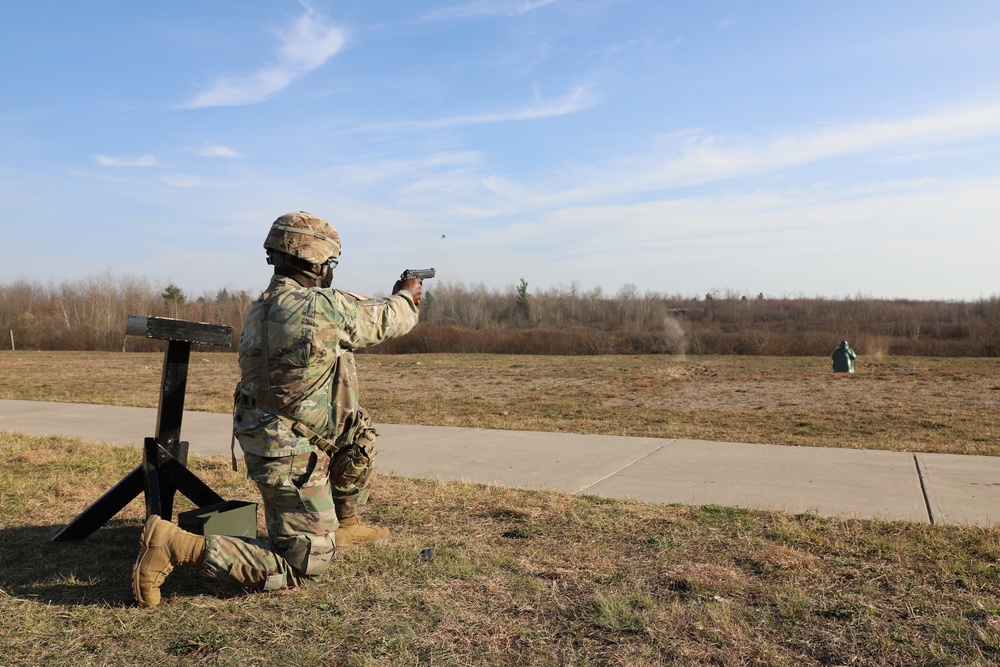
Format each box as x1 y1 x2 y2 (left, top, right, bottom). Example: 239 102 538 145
133 514 163 607
335 533 391 549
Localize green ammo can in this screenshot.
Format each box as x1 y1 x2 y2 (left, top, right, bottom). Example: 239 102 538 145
178 500 259 538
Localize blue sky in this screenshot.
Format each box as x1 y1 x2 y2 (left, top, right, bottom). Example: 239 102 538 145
2 1 998 300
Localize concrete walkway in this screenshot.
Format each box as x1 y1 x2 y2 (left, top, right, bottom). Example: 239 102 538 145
2 399 999 527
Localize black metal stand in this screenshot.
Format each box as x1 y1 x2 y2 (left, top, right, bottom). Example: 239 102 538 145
53 316 234 541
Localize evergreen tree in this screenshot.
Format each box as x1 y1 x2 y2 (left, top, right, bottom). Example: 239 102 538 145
162 284 186 317
516 278 531 321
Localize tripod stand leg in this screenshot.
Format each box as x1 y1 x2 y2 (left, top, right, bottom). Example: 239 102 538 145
51 466 143 541
144 438 224 518
161 457 225 508
150 440 190 522
143 437 165 519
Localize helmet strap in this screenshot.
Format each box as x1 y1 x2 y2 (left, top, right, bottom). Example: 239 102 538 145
267 251 325 285
319 264 333 288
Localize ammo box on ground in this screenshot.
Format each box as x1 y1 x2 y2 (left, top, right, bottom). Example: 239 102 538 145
178 500 258 538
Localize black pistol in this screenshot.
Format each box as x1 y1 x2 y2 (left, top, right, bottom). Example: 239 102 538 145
400 268 436 281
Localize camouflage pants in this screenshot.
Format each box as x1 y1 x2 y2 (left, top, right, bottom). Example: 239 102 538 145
203 422 379 591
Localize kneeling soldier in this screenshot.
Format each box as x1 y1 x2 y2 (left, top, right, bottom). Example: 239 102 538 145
134 211 422 606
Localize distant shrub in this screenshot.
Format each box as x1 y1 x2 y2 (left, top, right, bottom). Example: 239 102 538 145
2 274 998 356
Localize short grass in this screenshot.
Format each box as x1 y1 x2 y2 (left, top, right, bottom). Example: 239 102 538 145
2 432 1000 666
1 351 998 455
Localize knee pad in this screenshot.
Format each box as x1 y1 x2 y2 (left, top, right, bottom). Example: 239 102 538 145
276 532 335 577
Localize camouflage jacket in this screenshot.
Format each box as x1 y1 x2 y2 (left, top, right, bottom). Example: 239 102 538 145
234 275 419 457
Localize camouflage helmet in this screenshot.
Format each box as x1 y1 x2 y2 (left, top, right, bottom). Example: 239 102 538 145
263 211 341 265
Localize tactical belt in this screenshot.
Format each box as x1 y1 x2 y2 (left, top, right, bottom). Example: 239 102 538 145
230 403 346 471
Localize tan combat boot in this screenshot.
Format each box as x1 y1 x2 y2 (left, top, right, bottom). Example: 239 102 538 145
334 516 390 548
133 514 206 607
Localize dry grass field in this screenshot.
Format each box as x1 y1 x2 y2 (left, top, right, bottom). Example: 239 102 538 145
3 352 1000 664
2 432 1000 666
1 350 998 455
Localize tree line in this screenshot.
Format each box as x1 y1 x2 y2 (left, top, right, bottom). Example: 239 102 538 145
1 272 998 356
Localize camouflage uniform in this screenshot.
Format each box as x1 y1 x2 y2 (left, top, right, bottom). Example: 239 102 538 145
203 275 418 591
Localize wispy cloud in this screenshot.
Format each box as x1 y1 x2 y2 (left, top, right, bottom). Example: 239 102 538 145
198 145 241 158
393 171 1000 299
321 151 482 186
92 154 156 167
160 175 204 188
515 0 557 13
358 86 596 132
535 101 1000 205
422 0 557 21
0 108 55 123
180 8 345 109
346 101 1000 223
